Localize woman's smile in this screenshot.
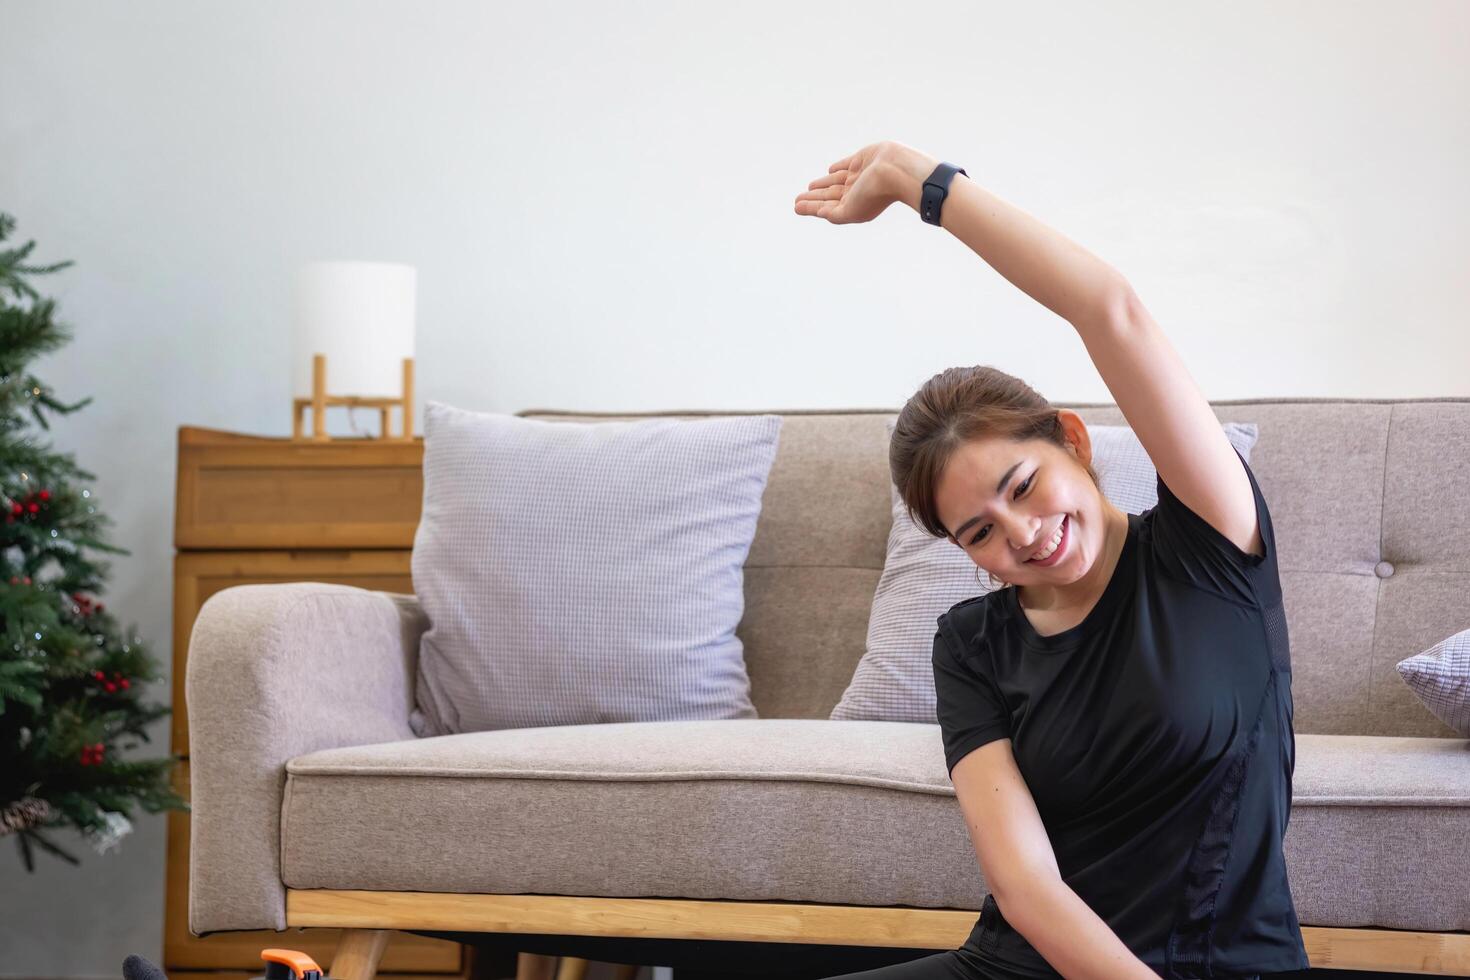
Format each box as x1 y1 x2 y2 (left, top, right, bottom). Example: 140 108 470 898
1024 514 1070 568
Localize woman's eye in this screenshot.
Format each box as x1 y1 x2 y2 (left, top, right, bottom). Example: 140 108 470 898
969 473 1034 546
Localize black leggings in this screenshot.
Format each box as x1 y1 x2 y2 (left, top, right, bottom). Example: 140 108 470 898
815 948 1262 980
814 948 1037 980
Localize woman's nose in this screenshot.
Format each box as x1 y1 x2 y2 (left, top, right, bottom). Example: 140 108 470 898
1005 517 1041 553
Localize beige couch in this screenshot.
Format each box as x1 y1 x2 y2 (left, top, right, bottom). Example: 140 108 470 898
186 398 1470 978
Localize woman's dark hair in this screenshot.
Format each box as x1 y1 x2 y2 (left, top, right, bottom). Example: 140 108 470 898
890 365 1101 542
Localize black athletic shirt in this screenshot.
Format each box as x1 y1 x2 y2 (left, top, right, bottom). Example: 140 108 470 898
932 447 1310 979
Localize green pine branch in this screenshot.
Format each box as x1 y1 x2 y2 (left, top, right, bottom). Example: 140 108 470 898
1 212 187 869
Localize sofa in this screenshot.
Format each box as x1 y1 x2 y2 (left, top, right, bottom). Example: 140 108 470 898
185 397 1470 979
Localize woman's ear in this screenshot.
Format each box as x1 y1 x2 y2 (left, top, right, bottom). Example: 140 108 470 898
1056 409 1094 467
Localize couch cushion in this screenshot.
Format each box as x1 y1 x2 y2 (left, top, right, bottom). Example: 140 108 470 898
1285 733 1470 930
410 403 782 736
282 720 982 910
280 723 1470 930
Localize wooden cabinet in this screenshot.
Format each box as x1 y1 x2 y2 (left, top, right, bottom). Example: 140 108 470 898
166 425 462 978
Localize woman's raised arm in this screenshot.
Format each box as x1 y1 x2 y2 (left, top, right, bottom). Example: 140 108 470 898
794 140 1263 559
794 140 1130 328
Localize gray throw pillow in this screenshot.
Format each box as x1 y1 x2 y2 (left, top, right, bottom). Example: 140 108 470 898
831 421 1259 723
410 402 783 736
1396 629 1470 736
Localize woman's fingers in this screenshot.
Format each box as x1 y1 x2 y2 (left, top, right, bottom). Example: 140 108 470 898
795 183 843 215
794 180 845 219
794 198 835 217
798 143 892 224
797 185 843 201
797 146 874 221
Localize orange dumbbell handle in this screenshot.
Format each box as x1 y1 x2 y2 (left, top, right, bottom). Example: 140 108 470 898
261 949 324 979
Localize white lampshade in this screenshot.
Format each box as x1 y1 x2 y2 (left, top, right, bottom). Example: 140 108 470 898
292 260 416 399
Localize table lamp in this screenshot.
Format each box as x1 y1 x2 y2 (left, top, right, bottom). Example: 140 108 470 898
291 260 416 441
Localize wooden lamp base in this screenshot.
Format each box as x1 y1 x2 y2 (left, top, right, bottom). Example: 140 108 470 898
292 353 415 442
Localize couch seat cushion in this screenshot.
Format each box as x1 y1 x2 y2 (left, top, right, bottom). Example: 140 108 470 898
282 719 987 910
1285 733 1470 929
280 722 1470 929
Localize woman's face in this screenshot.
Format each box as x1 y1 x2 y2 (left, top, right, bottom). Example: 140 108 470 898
932 413 1103 589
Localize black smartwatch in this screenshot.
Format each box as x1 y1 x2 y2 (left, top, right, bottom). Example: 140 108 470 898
920 162 968 226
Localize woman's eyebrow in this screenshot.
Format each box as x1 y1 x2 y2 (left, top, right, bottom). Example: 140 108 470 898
951 460 1025 540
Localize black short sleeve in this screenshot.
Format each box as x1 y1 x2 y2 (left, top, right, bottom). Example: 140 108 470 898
1148 445 1281 607
932 615 1011 779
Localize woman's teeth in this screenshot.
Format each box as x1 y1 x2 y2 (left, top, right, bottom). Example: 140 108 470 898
1028 517 1065 562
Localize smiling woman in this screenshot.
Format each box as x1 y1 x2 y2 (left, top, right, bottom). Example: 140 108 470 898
796 140 1309 980
886 364 1126 613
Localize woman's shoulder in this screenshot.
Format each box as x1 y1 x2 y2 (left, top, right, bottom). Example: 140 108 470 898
937 590 1008 658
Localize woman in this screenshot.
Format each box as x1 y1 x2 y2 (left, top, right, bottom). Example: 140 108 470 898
794 142 1308 980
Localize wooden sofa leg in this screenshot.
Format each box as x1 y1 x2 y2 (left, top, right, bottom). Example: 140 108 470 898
515 953 560 980
330 929 392 980
553 957 589 980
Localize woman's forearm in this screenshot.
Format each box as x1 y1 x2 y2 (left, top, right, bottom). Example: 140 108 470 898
883 148 1130 329
998 874 1159 980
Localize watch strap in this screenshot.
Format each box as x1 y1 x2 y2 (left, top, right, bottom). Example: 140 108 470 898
920 162 968 226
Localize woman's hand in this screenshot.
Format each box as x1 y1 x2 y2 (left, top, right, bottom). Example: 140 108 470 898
793 140 939 224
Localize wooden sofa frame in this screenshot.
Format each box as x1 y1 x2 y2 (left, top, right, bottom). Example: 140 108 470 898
304 890 1470 979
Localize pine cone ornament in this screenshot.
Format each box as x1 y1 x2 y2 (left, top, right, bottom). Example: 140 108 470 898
0 797 54 835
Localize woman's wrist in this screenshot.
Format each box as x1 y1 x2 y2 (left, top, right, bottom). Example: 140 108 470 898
879 144 942 213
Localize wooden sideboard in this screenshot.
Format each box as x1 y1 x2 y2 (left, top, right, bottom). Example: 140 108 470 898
166 425 463 979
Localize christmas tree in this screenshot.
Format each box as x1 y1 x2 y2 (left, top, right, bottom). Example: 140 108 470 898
0 211 187 869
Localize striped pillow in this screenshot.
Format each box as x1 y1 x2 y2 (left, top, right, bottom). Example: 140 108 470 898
1397 630 1470 736
831 420 1258 723
410 401 783 736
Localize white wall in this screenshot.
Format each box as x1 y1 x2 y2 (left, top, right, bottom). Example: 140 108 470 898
1 0 1466 975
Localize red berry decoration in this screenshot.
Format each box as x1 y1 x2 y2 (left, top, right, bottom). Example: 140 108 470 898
104 682 117 693
38 489 50 501
27 502 38 513
120 678 130 690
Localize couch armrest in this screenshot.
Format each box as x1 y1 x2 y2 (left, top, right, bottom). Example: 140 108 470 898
184 582 424 935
